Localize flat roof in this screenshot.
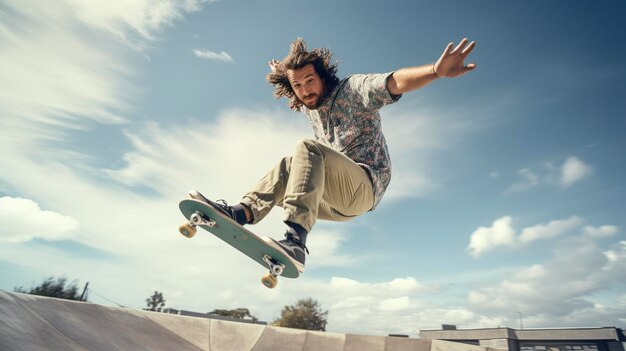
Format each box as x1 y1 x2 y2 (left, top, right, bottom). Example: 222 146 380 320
419 327 625 341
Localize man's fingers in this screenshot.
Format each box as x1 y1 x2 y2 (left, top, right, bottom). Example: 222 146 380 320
461 41 476 57
268 59 280 72
445 42 454 55
452 38 468 54
462 63 477 74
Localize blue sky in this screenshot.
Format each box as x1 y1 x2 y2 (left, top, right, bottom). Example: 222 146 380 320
1 0 625 336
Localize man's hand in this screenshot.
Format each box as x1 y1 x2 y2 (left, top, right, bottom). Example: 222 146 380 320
434 38 476 78
269 59 280 73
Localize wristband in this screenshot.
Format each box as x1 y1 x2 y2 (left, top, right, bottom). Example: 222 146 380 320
432 63 440 79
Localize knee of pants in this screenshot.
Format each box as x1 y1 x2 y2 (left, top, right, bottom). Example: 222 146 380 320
294 138 323 157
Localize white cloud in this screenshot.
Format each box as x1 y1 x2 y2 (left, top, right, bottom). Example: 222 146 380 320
0 197 79 243
602 241 626 274
468 235 626 327
505 156 593 193
519 216 583 243
298 276 444 335
0 7 131 143
0 0 212 147
306 229 356 268
5 0 207 51
0 0 209 154
583 225 619 238
378 296 413 312
560 156 593 188
468 216 618 257
327 276 437 297
69 0 205 45
382 104 473 202
468 216 516 257
193 49 234 63
506 169 539 193
103 109 310 200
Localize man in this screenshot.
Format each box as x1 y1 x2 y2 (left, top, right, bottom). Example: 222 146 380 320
190 37 476 272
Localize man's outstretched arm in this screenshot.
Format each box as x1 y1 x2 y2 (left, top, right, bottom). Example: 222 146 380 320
386 38 477 96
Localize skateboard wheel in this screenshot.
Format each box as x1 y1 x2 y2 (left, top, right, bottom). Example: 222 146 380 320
179 222 197 238
261 273 278 289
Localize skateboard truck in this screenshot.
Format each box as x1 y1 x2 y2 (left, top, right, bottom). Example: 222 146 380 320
179 211 217 238
261 255 285 288
190 212 216 227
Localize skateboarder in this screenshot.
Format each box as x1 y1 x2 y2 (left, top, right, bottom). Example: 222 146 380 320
190 37 476 272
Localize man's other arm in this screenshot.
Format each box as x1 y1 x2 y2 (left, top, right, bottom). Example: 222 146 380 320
386 38 477 96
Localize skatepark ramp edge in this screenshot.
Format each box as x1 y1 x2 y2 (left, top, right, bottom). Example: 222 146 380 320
0 290 489 351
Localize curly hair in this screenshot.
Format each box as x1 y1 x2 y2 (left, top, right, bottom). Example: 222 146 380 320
266 38 340 111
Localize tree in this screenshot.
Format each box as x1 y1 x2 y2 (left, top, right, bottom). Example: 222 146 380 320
209 308 258 322
144 291 166 312
14 276 83 301
272 298 328 331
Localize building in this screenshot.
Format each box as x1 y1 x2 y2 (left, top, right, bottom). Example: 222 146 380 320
420 327 626 351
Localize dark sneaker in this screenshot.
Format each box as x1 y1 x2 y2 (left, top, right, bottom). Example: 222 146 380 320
188 190 247 225
265 232 309 273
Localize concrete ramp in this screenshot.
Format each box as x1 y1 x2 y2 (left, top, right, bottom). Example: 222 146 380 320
0 290 432 351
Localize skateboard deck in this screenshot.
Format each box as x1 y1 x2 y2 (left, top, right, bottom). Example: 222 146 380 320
178 199 300 288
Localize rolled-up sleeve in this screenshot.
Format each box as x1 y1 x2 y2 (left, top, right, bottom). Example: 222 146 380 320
347 73 402 111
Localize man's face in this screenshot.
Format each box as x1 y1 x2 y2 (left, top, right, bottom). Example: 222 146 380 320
287 64 325 109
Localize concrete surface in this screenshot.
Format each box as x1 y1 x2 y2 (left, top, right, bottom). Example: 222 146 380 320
0 290 442 351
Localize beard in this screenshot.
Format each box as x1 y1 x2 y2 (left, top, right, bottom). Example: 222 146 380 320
301 92 325 110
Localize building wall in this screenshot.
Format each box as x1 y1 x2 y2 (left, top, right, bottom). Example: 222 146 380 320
419 327 625 351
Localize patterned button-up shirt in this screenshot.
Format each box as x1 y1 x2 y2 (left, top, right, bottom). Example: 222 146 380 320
303 72 401 210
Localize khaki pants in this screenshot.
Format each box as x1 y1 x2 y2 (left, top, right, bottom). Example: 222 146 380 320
240 139 374 232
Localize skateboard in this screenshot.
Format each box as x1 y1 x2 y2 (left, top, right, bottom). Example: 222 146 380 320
178 199 300 288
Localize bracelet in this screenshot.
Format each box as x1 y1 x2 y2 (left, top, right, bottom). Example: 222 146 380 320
432 63 440 79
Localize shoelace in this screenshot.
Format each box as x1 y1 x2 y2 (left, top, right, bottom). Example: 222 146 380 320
215 199 235 215
215 199 241 221
284 232 310 254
